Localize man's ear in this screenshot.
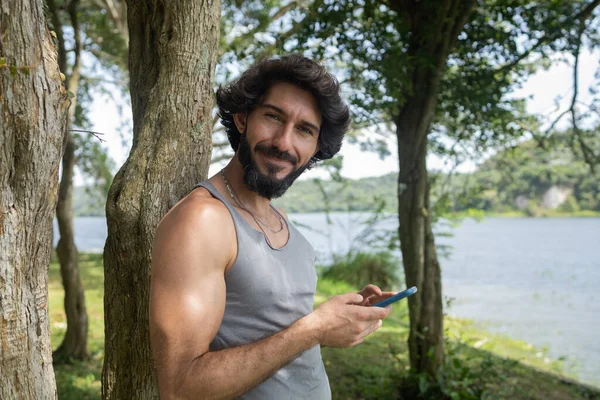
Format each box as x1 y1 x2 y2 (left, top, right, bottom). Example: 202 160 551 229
233 113 247 135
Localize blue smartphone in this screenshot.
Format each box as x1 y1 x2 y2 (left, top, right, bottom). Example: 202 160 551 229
371 286 417 307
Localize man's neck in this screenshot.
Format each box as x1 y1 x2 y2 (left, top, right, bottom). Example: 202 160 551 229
221 160 272 218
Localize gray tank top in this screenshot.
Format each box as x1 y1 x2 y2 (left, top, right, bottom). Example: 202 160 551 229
193 181 331 400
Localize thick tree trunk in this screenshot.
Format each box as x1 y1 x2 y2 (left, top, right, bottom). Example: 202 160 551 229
101 1 220 398
390 0 477 377
0 0 68 397
49 0 89 362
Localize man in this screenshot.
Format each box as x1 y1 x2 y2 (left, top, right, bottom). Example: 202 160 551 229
150 55 395 399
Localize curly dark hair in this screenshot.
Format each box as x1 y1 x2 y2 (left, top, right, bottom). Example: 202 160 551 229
216 55 350 168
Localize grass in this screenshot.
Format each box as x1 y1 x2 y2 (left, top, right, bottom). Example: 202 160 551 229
50 253 104 399
50 254 600 399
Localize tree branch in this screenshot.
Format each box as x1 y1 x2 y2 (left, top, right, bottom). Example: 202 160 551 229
96 0 129 42
46 0 67 74
495 0 600 76
89 47 124 65
66 0 82 122
256 0 323 60
70 129 106 143
569 21 598 172
544 109 570 135
223 1 300 57
579 0 600 21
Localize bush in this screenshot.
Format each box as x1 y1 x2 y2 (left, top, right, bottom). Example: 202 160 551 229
524 200 543 217
321 251 402 290
558 195 581 213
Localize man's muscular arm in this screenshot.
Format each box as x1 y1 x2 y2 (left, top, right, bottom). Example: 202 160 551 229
150 193 390 400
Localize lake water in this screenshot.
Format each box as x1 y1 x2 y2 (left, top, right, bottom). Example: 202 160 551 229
54 215 600 387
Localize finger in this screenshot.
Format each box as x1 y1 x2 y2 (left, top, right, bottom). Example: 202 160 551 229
356 320 383 343
374 305 393 317
364 284 382 297
353 304 391 321
368 292 397 305
362 295 376 306
360 294 378 306
361 294 380 306
339 292 364 305
347 337 364 347
358 285 384 306
357 284 381 297
363 319 382 337
357 286 374 300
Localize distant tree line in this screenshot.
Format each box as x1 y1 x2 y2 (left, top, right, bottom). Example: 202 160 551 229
73 132 599 216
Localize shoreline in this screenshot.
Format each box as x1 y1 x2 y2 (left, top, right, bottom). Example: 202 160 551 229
73 210 600 219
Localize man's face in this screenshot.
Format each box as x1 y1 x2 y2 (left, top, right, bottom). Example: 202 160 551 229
234 81 321 199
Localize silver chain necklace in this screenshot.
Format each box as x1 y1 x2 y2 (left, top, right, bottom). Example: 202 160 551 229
220 169 284 234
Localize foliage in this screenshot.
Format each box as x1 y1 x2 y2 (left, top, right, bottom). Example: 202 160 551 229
241 0 598 159
321 251 403 291
442 133 600 214
283 133 600 216
275 173 398 213
46 0 127 184
560 195 582 213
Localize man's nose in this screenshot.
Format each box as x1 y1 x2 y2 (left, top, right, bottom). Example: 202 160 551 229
271 122 294 152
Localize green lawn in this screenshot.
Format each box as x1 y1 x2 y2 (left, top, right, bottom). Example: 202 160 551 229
50 253 104 399
49 254 600 399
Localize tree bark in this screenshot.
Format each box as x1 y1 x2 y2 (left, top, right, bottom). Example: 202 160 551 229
101 0 220 398
48 0 90 363
390 0 476 377
397 131 444 377
0 0 68 397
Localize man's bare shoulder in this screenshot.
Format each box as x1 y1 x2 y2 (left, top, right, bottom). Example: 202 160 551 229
159 186 231 231
153 186 236 274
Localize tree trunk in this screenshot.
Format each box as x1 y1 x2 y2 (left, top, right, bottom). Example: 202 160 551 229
391 0 477 377
51 0 89 362
54 133 89 362
101 1 220 398
397 126 444 377
0 0 68 397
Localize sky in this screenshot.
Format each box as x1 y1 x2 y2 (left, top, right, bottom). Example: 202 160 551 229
84 49 598 184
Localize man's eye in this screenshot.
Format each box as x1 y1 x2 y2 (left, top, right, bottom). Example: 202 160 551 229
299 127 313 135
266 113 281 121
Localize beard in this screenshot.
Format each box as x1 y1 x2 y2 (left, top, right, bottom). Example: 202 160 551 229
237 132 310 200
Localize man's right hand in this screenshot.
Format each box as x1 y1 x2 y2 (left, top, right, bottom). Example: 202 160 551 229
303 292 392 347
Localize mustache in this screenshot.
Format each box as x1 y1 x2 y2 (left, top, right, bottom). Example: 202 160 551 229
254 143 298 166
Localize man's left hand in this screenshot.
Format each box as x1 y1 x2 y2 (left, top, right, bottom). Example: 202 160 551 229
357 284 396 307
